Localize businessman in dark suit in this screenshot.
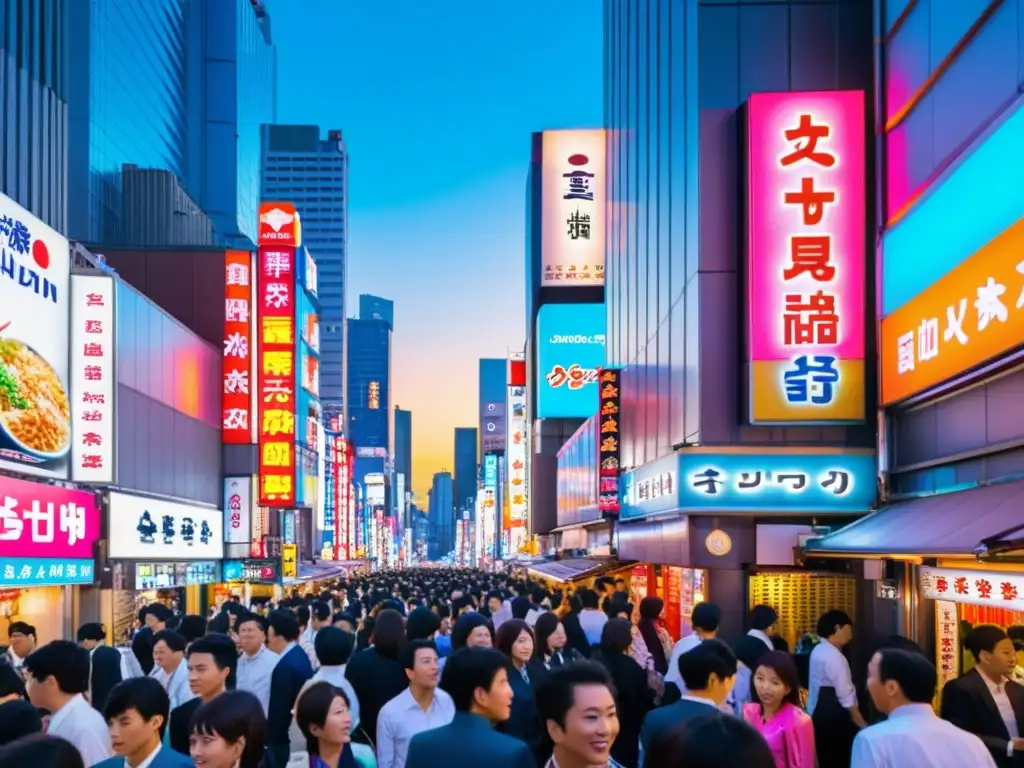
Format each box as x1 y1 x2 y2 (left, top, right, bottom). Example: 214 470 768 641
77 622 123 713
641 639 738 754
941 625 1024 767
266 609 314 768
167 633 236 756
406 647 534 768
733 605 778 673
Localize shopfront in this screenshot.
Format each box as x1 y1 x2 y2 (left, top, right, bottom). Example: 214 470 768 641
106 490 223 638
221 558 282 607
0 476 101 644
617 448 877 642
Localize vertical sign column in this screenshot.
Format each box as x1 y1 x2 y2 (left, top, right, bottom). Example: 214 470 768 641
223 251 252 443
257 247 297 507
597 369 621 514
70 274 116 484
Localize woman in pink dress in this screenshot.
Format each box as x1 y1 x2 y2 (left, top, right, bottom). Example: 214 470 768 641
742 650 816 768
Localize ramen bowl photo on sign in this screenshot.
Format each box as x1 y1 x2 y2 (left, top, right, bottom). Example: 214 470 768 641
0 337 71 462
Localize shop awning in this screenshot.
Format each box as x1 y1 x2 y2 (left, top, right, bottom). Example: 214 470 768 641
526 557 634 583
285 561 355 585
805 479 1024 557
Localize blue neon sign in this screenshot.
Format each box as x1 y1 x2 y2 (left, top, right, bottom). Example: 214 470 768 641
536 303 606 419
0 558 95 587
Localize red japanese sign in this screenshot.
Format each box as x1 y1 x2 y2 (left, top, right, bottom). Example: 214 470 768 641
258 202 301 248
920 566 1024 613
223 251 252 444
597 369 621 514
257 246 296 507
332 436 353 559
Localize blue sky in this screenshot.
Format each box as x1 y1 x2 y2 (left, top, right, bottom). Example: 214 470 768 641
271 1 602 498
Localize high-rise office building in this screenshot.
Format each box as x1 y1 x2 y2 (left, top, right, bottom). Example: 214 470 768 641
347 316 393 452
359 294 394 329
478 358 508 455
261 125 348 417
453 428 478 521
428 471 454 561
394 407 412 521
186 0 276 248
2 0 68 232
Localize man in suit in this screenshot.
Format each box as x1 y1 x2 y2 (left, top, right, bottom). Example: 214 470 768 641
734 605 778 672
406 647 534 768
942 625 1024 767
96 677 192 768
266 608 314 768
167 633 236 756
641 639 738 754
77 622 123 713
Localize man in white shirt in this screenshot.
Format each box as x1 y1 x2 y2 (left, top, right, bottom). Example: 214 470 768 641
376 639 456 768
151 630 193 711
5 621 36 679
853 648 996 767
300 600 332 670
93 676 193 768
808 609 867 767
24 640 113 766
236 612 280 715
577 589 608 648
665 602 721 694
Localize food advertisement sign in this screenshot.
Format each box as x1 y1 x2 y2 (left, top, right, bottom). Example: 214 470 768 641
746 90 866 424
70 274 116 484
257 246 297 507
536 303 606 419
597 369 621 514
223 250 252 444
0 194 72 479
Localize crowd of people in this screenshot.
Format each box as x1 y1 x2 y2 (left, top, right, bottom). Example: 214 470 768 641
0 567 1020 767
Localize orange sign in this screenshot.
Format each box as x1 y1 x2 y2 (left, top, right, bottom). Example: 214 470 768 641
881 217 1024 405
222 251 252 444
258 202 302 248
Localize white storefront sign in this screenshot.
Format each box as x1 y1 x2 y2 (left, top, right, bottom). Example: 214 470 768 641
109 492 224 560
919 565 1024 613
223 477 251 545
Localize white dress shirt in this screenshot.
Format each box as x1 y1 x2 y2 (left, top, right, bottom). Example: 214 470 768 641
851 702 996 768
162 660 194 710
747 629 774 650
128 742 164 768
980 671 1020 758
237 645 281 716
807 639 858 715
376 687 456 768
47 693 113 766
665 633 704 690
579 609 608 646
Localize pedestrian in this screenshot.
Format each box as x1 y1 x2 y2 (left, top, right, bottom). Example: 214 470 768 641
5 621 36 678
634 596 673 677
236 612 281 716
808 610 865 767
168 633 236 756
95 676 192 768
290 627 363 754
291 681 364 767
742 651 816 768
644 712 775 768
592 618 652 768
23 639 113 765
77 622 126 712
0 733 85 768
532 612 582 670
188 689 267 768
535 661 623 768
343 608 407 748
405 647 533 768
152 630 193 710
266 608 315 767
663 602 721 702
494 619 545 762
0 663 41 746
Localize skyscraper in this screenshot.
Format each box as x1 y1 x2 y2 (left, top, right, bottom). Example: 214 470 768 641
347 316 393 452
428 471 454 561
261 125 349 417
394 407 412 522
453 428 478 521
3 0 68 231
478 358 508 455
359 294 395 329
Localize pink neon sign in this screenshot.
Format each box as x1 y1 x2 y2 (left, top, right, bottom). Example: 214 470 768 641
746 90 866 423
0 475 100 560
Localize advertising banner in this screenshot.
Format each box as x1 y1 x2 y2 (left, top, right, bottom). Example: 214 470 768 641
0 475 100 561
282 543 298 579
258 202 302 248
108 492 224 560
481 401 505 453
257 245 297 506
223 477 251 544
0 194 71 479
506 386 528 524
881 216 1024 405
224 558 280 583
746 90 866 424
597 369 621 514
222 250 253 443
536 303 606 419
541 130 606 286
70 274 117 484
2 557 95 587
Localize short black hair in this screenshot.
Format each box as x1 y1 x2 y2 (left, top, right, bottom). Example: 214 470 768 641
0 734 85 768
400 639 438 671
816 610 853 638
266 609 301 642
440 648 509 712
966 624 1009 660
406 607 441 641
0 699 42 746
0 664 25 698
295 682 350 755
332 611 356 628
296 605 311 626
691 603 721 633
177 615 208 643
23 641 89 694
152 630 187 654
600 618 633 654
188 690 266 766
875 648 937 704
7 622 35 639
313 626 355 667
186 633 238 675
142 603 173 623
749 605 778 631
75 623 106 643
236 612 267 633
645 712 775 768
310 600 331 622
103 677 171 737
678 640 738 691
577 588 599 610
535 661 614 730
372 609 407 653
450 612 494 651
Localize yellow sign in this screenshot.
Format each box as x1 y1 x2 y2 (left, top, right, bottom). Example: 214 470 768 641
282 544 298 579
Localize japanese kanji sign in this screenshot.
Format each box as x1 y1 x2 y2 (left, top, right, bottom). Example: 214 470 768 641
506 380 529 534
257 245 297 507
222 250 253 444
746 91 866 424
108 491 224 561
934 600 960 688
70 273 116 484
920 565 1024 615
0 473 99 562
881 216 1024 404
597 369 621 515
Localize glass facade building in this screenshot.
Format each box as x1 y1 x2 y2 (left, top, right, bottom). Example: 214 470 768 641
453 427 478 520
359 294 394 329
428 471 454 561
347 317 393 452
1 0 68 233
394 407 412 510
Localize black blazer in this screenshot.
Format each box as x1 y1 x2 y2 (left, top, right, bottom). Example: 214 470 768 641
344 646 408 746
407 712 535 768
267 644 314 748
496 661 546 763
734 633 773 673
89 645 123 713
596 651 654 768
641 697 721 754
941 668 1024 767
168 696 203 756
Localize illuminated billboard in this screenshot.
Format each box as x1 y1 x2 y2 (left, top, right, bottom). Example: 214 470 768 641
541 130 605 286
257 245 297 507
258 202 302 248
746 91 866 424
222 250 252 444
506 381 528 554
535 303 606 419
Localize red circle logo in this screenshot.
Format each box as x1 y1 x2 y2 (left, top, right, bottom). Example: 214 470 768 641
32 238 49 270
567 154 590 166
